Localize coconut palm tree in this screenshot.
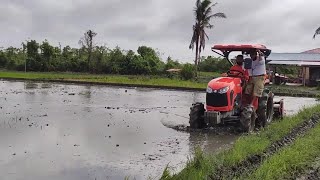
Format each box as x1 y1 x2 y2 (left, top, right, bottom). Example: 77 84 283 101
189 0 226 76
313 27 320 39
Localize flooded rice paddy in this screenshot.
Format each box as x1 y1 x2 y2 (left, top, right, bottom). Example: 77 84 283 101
0 80 318 180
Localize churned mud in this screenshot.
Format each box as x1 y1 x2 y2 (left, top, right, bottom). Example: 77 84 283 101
0 80 318 180
166 95 318 135
209 114 320 180
297 168 320 180
296 157 320 180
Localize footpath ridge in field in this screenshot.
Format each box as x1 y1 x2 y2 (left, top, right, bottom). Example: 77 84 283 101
0 77 319 98
247 118 320 179
210 114 320 180
162 105 320 180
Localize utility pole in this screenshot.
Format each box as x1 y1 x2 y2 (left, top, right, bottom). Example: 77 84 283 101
24 38 30 73
21 42 26 73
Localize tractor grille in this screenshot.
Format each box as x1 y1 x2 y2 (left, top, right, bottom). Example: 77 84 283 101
206 92 228 107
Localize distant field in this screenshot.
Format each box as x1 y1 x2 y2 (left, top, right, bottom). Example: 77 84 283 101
0 71 208 89
0 71 318 97
266 84 320 97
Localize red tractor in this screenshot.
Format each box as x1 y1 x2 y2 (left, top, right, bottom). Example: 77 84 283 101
189 44 284 132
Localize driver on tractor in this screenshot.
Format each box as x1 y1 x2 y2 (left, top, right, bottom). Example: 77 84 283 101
229 55 249 81
222 55 249 82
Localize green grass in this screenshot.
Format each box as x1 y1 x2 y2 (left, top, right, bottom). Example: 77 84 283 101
0 71 207 89
163 104 320 180
160 147 219 180
246 120 320 180
195 71 222 84
266 84 320 97
198 71 221 78
220 106 320 166
1 71 319 98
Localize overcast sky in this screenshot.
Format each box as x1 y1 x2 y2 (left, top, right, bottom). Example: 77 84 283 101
1 0 320 62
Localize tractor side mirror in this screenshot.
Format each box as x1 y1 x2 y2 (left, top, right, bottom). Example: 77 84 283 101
244 58 252 70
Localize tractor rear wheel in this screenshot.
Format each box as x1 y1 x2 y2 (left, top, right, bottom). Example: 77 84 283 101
240 105 255 133
257 96 274 128
189 103 205 129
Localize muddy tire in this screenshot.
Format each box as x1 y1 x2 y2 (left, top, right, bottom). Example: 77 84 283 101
240 106 255 133
189 103 205 129
257 96 274 128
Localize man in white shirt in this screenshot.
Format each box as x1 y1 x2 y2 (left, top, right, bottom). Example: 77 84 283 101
245 49 266 108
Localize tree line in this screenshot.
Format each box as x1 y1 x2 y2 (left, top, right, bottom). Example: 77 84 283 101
0 32 229 79
0 38 167 75
0 0 231 80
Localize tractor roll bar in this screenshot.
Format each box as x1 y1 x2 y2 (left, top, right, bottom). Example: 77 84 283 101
211 44 272 66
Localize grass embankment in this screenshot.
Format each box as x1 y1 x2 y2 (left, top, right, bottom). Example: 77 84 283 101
267 84 320 98
0 71 208 89
246 119 320 179
162 104 320 180
0 71 319 98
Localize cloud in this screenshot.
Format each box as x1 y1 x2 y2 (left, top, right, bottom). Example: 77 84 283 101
1 0 320 62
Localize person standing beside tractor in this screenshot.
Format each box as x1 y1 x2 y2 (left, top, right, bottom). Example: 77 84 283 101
245 50 267 109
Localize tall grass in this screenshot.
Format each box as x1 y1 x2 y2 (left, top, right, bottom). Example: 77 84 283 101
246 121 320 179
160 147 219 180
164 104 320 180
267 84 319 97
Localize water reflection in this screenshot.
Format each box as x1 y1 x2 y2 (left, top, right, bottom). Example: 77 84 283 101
24 81 38 89
40 83 52 89
0 80 318 180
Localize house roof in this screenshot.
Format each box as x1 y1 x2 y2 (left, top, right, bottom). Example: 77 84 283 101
267 52 320 66
267 60 320 66
301 48 320 54
268 53 320 61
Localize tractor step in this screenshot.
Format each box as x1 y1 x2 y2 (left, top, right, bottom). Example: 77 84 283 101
224 116 240 122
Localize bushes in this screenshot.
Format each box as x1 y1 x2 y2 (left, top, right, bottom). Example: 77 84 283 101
198 56 230 73
180 63 195 80
0 39 173 76
0 39 221 80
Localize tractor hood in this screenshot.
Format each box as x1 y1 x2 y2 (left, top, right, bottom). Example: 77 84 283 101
207 77 240 90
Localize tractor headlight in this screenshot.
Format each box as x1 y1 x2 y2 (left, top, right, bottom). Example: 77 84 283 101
206 86 213 93
217 86 229 94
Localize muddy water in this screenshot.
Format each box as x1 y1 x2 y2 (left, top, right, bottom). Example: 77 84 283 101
0 80 318 180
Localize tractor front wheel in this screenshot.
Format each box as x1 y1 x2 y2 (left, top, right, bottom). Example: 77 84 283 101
189 103 205 129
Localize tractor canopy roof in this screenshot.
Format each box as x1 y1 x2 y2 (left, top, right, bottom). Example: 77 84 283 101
211 44 272 65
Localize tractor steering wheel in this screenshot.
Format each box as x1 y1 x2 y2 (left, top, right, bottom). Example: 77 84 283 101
227 70 244 78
